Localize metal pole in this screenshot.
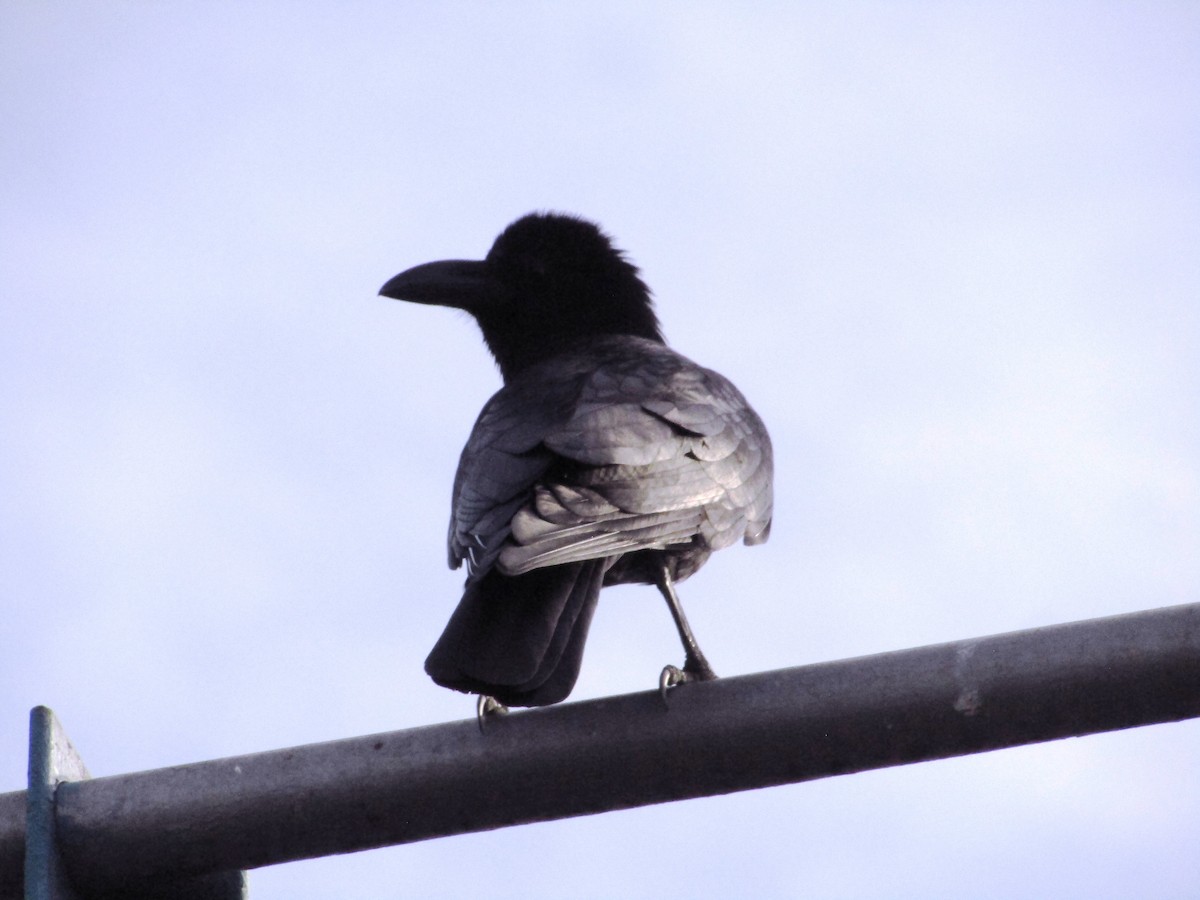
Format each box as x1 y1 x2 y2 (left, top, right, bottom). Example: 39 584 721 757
8 710 245 900
25 707 90 900
1 602 1197 893
0 793 24 899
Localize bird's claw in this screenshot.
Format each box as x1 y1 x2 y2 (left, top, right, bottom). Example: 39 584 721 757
659 661 717 707
476 694 508 732
659 664 684 704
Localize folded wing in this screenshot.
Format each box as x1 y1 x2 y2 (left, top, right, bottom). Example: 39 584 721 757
448 337 773 583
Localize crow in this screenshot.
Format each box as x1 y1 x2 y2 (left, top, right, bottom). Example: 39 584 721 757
381 212 773 713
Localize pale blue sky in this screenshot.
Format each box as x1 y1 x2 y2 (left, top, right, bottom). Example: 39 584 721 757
2 4 1198 897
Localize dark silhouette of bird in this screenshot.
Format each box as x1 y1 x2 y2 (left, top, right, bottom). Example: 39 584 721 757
380 212 773 712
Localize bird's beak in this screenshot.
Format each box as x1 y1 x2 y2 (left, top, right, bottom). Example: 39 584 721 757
379 259 505 312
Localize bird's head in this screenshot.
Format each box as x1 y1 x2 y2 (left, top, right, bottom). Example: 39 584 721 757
380 212 663 380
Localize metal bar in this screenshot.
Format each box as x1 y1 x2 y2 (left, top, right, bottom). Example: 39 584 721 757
25 708 90 900
7 711 247 900
1 602 1197 891
0 792 23 900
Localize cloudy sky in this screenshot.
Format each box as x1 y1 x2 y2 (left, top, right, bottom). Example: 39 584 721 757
2 4 1197 897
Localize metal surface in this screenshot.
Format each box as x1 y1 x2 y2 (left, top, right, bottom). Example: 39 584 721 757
0 792 23 899
25 708 90 900
1 602 1197 891
9 710 246 900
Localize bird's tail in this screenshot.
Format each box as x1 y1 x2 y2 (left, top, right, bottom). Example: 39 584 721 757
424 558 612 707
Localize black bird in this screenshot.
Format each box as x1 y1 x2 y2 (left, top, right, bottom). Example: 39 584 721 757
381 212 773 710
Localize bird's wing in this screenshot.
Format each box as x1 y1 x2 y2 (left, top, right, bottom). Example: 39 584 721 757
446 373 571 577
448 338 772 581
491 339 773 577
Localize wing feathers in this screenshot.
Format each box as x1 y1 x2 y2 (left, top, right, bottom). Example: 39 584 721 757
448 337 773 581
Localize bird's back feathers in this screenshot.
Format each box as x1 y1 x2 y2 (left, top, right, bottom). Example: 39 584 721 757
449 335 772 584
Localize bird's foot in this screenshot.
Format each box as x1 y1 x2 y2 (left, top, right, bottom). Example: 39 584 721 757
476 694 508 732
658 659 718 706
658 665 685 702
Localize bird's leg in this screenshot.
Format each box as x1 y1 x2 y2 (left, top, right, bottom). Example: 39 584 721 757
656 562 716 701
476 694 508 732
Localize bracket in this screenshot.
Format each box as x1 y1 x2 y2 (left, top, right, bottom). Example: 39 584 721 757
24 707 246 900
